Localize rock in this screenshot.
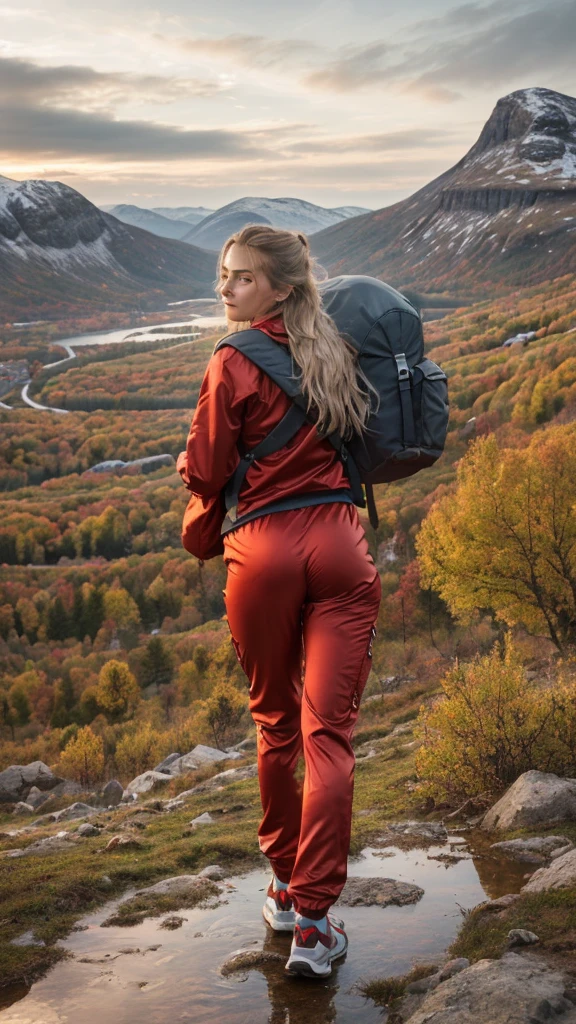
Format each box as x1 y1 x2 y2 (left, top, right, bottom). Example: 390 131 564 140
5 830 76 858
227 737 256 753
100 779 124 807
198 864 227 880
153 753 182 774
124 770 173 795
378 821 449 846
220 948 286 976
121 791 139 802
482 771 576 831
334 876 424 908
104 834 143 851
479 892 522 911
437 957 470 981
10 930 46 947
522 847 576 894
100 874 113 886
400 952 576 1024
508 928 540 946
42 779 86 802
190 812 214 828
77 822 102 837
132 875 205 898
163 797 186 812
24 785 51 809
0 761 64 803
12 802 35 814
31 801 100 825
165 744 243 777
491 835 573 863
176 763 258 797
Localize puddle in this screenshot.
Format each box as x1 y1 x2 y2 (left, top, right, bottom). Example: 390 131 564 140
0 832 530 1024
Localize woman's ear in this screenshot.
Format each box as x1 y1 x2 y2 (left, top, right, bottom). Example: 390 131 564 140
276 285 294 302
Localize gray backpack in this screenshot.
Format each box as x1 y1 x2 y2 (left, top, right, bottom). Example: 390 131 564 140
213 274 449 534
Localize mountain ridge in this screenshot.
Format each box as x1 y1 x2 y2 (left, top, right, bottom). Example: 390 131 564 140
311 87 576 296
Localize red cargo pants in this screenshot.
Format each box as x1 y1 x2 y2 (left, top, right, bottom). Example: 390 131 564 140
222 500 382 918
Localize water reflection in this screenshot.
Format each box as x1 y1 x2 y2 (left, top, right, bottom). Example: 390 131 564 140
0 833 531 1024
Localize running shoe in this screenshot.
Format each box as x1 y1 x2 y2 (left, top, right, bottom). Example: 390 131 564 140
284 913 348 977
262 880 296 932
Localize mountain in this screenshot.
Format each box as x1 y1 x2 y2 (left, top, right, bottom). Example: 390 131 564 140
311 87 576 297
150 206 214 224
101 204 195 240
0 176 217 320
181 197 372 250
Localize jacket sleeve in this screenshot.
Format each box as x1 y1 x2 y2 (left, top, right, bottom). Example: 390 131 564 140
177 347 252 497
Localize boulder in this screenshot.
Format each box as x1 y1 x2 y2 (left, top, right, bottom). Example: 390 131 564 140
77 822 102 837
31 801 99 825
12 802 35 815
153 752 182 774
335 876 424 908
522 847 576 894
4 830 76 858
198 864 227 880
400 952 576 1024
190 812 214 828
491 835 573 864
482 771 576 831
175 763 258 798
220 948 285 976
25 786 52 809
104 834 143 851
100 779 124 807
163 744 243 776
0 761 64 803
507 929 540 947
123 770 173 795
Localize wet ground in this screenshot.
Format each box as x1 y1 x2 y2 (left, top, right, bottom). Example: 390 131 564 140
0 831 530 1024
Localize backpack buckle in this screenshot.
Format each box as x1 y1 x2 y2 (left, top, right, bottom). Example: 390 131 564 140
340 444 349 462
394 353 410 382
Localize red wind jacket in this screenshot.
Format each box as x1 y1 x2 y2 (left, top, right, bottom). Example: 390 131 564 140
176 312 350 520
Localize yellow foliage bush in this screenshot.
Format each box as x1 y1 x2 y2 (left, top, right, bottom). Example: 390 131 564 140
415 633 576 802
114 723 165 780
58 725 105 787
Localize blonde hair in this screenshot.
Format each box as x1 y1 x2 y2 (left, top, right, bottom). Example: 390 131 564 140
215 224 378 440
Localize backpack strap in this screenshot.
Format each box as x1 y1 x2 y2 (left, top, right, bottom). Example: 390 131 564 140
223 404 307 522
215 329 366 510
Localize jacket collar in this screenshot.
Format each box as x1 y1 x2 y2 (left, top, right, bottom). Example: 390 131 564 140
250 312 289 345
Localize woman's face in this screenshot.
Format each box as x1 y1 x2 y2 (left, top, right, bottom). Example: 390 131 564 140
219 243 292 322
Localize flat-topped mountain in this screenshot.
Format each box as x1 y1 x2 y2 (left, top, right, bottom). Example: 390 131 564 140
0 177 217 320
311 88 576 296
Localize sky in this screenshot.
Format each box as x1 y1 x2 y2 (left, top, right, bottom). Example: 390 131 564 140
1 0 575 211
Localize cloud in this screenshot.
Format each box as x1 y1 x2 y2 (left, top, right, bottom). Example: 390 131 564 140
300 0 576 98
0 55 222 112
284 127 464 154
405 1 576 95
156 31 321 70
0 104 278 161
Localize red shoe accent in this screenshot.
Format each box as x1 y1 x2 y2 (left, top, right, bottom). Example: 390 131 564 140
293 924 333 949
267 882 293 912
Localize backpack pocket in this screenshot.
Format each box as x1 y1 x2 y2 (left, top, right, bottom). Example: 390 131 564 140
412 359 449 453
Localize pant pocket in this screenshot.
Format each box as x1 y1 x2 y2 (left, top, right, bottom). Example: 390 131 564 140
351 624 377 711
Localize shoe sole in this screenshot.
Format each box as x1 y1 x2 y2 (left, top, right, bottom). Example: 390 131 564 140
285 939 348 978
262 904 295 933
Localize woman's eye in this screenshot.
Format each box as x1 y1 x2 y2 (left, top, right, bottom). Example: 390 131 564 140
240 277 252 283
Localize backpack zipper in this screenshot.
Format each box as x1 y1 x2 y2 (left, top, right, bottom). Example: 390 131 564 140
352 625 377 710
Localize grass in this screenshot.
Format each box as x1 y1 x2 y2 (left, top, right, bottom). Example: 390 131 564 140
449 887 576 962
356 963 438 1009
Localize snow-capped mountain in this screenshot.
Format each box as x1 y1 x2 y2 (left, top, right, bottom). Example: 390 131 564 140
311 88 576 297
101 204 195 240
150 206 214 224
0 176 217 320
181 197 371 251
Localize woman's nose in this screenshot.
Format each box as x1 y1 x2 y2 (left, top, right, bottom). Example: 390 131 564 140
222 280 233 297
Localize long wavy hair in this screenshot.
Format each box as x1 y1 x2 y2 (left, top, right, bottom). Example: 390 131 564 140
215 224 378 440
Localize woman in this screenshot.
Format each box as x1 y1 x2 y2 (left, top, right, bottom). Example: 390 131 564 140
178 224 382 978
